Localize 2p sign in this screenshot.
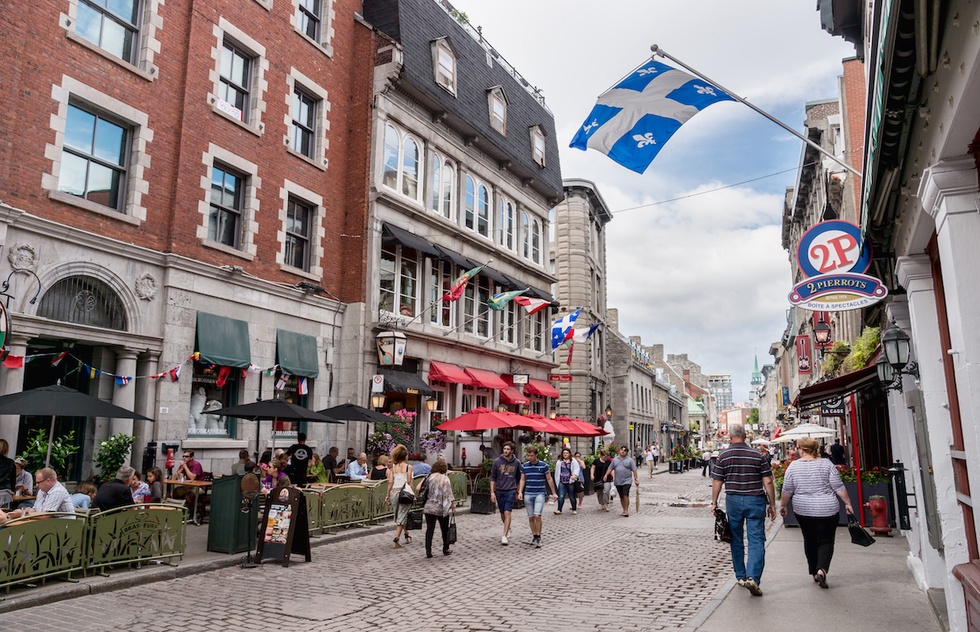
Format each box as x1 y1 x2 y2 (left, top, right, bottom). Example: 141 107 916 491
796 220 872 278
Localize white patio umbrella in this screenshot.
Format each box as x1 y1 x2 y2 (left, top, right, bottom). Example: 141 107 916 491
751 438 771 445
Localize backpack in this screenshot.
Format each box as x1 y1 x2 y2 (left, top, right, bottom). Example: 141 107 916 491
414 474 430 506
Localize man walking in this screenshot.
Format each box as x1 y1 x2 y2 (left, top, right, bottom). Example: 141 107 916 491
829 439 847 466
489 441 521 545
606 446 638 516
516 445 557 548
710 423 776 597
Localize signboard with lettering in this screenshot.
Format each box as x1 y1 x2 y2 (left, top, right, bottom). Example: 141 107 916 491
255 487 310 567
549 375 573 382
511 374 529 384
821 397 846 416
788 273 888 311
797 335 812 375
780 387 790 410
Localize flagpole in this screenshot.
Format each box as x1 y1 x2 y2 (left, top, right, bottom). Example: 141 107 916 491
651 45 862 178
402 298 441 328
480 309 534 346
442 305 492 337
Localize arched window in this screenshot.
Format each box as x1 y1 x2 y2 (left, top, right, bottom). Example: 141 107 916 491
498 198 514 250
464 175 475 230
429 153 441 213
522 212 530 259
37 275 128 331
382 124 399 190
401 137 419 199
477 185 489 237
441 161 454 220
532 219 541 264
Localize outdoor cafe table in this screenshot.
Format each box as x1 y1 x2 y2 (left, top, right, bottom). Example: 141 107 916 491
163 479 212 525
10 494 35 510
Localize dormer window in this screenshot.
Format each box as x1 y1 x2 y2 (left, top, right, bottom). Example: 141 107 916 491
432 38 456 95
488 87 507 135
530 125 546 166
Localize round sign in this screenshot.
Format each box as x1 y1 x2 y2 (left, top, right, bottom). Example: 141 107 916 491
796 220 872 278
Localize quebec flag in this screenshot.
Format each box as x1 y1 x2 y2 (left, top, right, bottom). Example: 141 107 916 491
569 60 734 174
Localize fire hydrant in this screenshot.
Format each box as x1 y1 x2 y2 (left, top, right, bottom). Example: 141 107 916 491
461 447 467 466
865 495 892 535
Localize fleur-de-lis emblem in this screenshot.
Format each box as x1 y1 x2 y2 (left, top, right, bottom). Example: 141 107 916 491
583 120 599 133
695 85 717 96
633 133 657 148
637 68 659 76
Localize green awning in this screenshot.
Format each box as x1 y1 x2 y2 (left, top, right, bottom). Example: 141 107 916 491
196 312 251 368
276 329 320 378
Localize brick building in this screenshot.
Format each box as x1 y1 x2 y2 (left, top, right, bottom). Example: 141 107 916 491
0 0 374 477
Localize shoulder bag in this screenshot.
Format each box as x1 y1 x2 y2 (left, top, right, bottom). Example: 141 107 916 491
447 514 457 545
397 482 414 505
414 475 430 507
406 509 423 530
847 513 876 547
714 508 731 543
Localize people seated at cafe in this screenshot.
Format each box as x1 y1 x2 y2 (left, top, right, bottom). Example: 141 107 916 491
93 466 137 512
173 450 205 510
130 470 150 503
261 460 287 494
71 481 98 509
413 457 432 477
146 467 164 502
10 468 75 517
14 458 32 495
231 449 250 475
0 439 15 509
370 455 389 480
308 453 329 484
322 446 343 482
347 453 369 480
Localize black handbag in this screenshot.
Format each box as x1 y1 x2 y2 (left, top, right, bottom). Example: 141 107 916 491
397 483 414 505
714 508 731 543
414 475 430 506
406 509 423 530
447 514 457 545
573 480 585 495
847 513 876 547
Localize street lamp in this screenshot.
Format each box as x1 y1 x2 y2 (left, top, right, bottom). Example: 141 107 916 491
877 321 919 392
549 410 557 420
813 321 831 347
370 394 386 410
426 397 439 412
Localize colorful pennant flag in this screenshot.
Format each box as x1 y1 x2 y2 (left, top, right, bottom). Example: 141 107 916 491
216 366 232 387
169 366 181 382
3 355 24 369
442 264 485 302
276 374 289 391
51 351 68 366
513 296 552 315
551 309 582 350
487 288 527 311
115 375 131 386
566 322 602 367
298 377 309 396
87 365 100 379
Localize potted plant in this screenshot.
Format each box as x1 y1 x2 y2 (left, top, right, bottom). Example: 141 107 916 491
19 429 79 480
94 433 136 483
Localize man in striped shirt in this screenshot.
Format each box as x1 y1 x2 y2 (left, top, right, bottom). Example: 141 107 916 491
710 424 776 597
517 445 557 548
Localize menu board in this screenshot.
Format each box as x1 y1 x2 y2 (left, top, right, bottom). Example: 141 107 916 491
254 487 311 567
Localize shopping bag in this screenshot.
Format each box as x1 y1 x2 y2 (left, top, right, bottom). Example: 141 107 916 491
447 514 457 545
714 508 731 543
847 513 875 547
406 509 423 531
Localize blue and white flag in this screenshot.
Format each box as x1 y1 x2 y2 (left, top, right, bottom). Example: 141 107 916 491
551 309 582 350
570 59 734 174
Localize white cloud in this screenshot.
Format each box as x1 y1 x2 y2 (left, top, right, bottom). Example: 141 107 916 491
456 0 852 404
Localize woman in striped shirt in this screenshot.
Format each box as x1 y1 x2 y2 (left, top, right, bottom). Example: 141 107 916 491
779 437 854 589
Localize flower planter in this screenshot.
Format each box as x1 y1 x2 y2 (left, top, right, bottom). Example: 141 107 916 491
668 460 682 474
470 492 497 515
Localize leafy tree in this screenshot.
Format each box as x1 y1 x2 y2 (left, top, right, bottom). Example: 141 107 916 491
94 433 136 482
748 408 760 426
18 429 78 478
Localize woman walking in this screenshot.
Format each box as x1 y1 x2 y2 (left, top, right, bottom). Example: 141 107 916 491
644 445 656 478
423 459 456 557
385 445 415 548
591 449 612 511
553 448 581 515
573 452 587 506
779 437 854 589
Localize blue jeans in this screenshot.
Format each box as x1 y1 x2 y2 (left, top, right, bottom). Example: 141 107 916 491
556 482 577 511
726 494 767 583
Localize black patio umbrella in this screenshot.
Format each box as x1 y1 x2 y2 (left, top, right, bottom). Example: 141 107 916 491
207 398 341 453
0 384 153 467
317 402 399 424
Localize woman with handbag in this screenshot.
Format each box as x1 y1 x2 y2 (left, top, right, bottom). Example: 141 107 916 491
591 450 612 511
385 444 415 548
553 448 581 515
423 459 456 557
778 437 854 589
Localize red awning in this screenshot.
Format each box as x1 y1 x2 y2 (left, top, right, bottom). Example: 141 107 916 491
428 361 471 385
499 386 529 405
794 365 878 409
524 378 560 399
463 367 508 390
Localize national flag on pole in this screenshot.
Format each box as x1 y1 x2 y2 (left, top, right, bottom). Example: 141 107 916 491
551 309 581 350
513 296 551 315
51 351 68 366
569 59 734 174
276 374 289 391
169 366 181 382
3 355 24 369
115 375 131 386
487 288 527 311
566 322 602 367
442 264 485 302
298 377 309 396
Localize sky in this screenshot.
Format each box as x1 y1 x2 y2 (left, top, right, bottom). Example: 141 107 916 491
456 0 857 405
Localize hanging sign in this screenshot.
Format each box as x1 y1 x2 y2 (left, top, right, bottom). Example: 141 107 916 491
821 397 846 416
788 272 888 311
797 335 812 375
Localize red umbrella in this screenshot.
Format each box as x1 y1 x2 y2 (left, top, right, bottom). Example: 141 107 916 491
511 413 556 433
436 407 524 432
556 416 607 437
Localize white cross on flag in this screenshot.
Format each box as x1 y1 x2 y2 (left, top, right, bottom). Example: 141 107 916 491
551 309 582 350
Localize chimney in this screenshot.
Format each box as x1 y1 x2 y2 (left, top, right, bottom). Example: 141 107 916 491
606 308 619 332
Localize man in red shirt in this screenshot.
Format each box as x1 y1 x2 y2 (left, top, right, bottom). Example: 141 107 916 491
174 450 205 518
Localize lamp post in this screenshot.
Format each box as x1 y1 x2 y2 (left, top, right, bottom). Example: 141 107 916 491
876 320 919 392
370 394 386 411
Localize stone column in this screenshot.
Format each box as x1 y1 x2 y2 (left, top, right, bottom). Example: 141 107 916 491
110 348 140 442
0 333 32 449
132 351 159 469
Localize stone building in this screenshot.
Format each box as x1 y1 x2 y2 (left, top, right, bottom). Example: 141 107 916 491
356 0 562 462
0 0 374 477
547 179 612 452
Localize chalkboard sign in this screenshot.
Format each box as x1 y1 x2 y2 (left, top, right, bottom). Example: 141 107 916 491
255 487 311 567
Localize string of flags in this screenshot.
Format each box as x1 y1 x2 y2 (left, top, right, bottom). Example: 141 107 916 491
1 350 292 388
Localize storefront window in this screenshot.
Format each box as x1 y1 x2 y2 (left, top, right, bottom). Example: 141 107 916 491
461 385 489 412
188 362 237 437
273 372 310 437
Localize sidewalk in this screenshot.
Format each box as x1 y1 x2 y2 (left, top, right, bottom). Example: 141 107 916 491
687 520 940 632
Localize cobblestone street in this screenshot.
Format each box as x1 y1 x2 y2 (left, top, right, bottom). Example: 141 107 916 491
2 470 730 632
